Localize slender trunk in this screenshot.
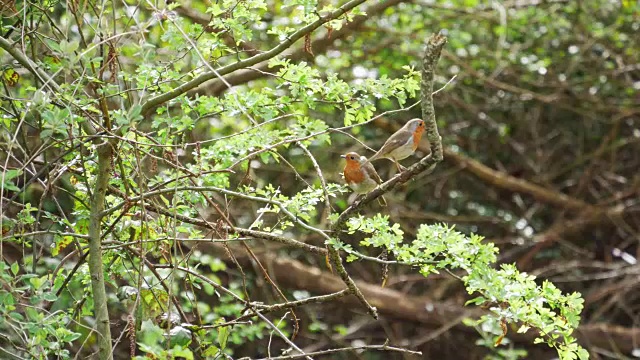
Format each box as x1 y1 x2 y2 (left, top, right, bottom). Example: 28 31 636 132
88 141 114 360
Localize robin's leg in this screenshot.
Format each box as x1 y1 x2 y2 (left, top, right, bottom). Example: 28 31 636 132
352 194 366 204
377 195 387 207
394 160 407 172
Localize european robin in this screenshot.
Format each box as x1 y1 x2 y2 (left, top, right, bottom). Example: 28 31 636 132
342 152 387 206
368 118 426 171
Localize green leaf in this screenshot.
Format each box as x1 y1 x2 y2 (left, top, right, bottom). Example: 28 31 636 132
43 292 57 302
140 319 164 346
169 326 192 347
465 296 486 306
59 40 80 55
203 345 220 357
62 331 81 343
10 262 19 276
2 169 22 192
217 324 229 350
207 4 225 16
9 312 24 321
171 346 194 360
29 276 47 290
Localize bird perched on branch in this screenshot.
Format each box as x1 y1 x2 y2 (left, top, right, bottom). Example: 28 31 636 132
342 152 387 206
368 118 426 172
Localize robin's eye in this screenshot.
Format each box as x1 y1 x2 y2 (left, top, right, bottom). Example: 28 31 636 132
350 156 355 159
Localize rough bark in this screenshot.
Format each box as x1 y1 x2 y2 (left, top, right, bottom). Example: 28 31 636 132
88 141 114 360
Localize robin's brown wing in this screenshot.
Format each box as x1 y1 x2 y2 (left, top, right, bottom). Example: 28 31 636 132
362 162 383 184
369 129 412 161
361 162 387 206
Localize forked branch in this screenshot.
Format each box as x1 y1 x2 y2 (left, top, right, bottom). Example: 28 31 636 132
328 32 447 316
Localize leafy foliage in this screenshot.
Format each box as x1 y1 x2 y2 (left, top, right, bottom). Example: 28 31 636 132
2 0 637 358
345 217 586 357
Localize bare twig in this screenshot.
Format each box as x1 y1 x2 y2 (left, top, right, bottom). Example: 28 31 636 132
252 311 313 360
297 142 333 224
248 343 422 359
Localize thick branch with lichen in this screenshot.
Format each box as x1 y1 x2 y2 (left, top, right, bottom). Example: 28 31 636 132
421 33 446 162
88 142 114 360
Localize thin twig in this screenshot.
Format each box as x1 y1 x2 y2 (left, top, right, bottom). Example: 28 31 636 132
297 142 333 224
248 343 422 359
252 311 313 360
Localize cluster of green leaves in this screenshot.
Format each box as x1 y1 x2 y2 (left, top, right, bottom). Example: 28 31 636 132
208 0 268 44
245 183 346 231
341 215 587 360
269 58 421 125
0 262 82 359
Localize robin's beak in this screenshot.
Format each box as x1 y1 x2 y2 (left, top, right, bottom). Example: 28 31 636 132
340 155 346 158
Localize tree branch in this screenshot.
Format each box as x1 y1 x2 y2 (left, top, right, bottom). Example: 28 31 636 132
444 150 594 211
140 0 369 115
249 251 640 354
421 32 447 162
248 343 422 359
326 32 447 320
193 0 412 96
0 35 61 93
0 35 98 136
332 33 447 231
88 141 114 360
373 118 597 212
106 185 328 255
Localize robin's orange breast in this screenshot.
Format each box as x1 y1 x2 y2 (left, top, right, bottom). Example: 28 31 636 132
412 128 424 151
344 164 377 193
344 165 365 184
